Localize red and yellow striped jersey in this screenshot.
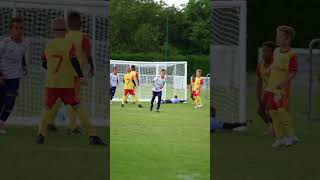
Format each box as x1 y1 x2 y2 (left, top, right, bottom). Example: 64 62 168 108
42 38 76 88
65 31 91 74
256 59 272 91
193 76 204 91
123 73 135 90
266 48 298 94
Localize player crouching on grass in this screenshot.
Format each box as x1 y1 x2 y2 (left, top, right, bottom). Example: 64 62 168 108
110 66 119 104
150 69 166 112
190 74 196 103
265 25 299 148
210 106 249 132
256 41 276 136
36 18 105 145
121 67 142 108
193 69 204 108
0 17 28 134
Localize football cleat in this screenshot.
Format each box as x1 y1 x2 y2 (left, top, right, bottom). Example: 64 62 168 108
36 134 45 144
89 136 106 146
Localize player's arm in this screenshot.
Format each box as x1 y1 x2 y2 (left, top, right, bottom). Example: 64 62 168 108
135 72 139 86
82 35 94 77
71 57 84 78
41 51 47 69
276 56 298 89
69 45 84 78
198 78 204 91
22 54 28 76
256 63 262 104
132 76 137 87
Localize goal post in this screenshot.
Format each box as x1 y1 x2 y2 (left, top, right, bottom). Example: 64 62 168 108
211 0 247 123
0 0 109 126
110 60 188 102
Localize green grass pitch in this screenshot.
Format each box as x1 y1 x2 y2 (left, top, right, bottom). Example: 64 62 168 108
0 126 109 180
212 73 320 180
111 98 210 180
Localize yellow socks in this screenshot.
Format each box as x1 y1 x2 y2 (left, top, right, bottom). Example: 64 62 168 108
67 106 77 130
73 105 96 136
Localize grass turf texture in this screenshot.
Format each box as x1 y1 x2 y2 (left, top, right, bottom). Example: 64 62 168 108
0 126 109 180
111 99 210 180
212 73 320 180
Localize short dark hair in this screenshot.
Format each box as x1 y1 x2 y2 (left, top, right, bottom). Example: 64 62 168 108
131 65 136 70
262 41 276 51
160 69 166 72
10 17 24 28
68 11 81 30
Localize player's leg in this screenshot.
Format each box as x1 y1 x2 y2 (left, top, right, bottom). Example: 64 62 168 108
67 106 80 133
46 99 63 132
156 92 162 112
131 90 142 108
62 88 105 145
150 91 156 111
0 81 8 134
121 89 129 107
278 95 298 146
110 86 116 102
0 79 20 134
267 92 286 147
67 77 81 132
37 88 60 144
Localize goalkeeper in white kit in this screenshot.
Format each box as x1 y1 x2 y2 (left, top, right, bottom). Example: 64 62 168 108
150 69 166 112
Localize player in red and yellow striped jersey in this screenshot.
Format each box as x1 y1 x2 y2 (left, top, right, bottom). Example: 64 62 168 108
192 69 204 108
121 67 142 108
130 65 140 104
190 74 196 104
36 18 104 145
256 41 275 136
46 11 95 133
266 25 299 148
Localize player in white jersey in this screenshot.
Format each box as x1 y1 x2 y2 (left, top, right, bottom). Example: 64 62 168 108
110 66 119 103
150 69 166 112
0 17 28 134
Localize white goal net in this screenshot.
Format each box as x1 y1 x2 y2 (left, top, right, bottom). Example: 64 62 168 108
110 60 187 102
211 0 247 122
0 0 109 126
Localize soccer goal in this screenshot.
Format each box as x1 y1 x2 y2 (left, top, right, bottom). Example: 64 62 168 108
306 39 320 120
211 0 247 122
0 0 108 126
110 60 188 102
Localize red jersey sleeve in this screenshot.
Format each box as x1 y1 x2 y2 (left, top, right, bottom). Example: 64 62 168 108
200 79 204 85
69 44 77 60
289 55 298 73
82 34 92 52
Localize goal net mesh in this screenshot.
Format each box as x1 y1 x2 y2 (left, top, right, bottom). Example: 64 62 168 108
110 60 187 102
211 1 246 122
0 1 108 126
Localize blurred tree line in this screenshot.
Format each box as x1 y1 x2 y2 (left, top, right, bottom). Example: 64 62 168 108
109 0 210 76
